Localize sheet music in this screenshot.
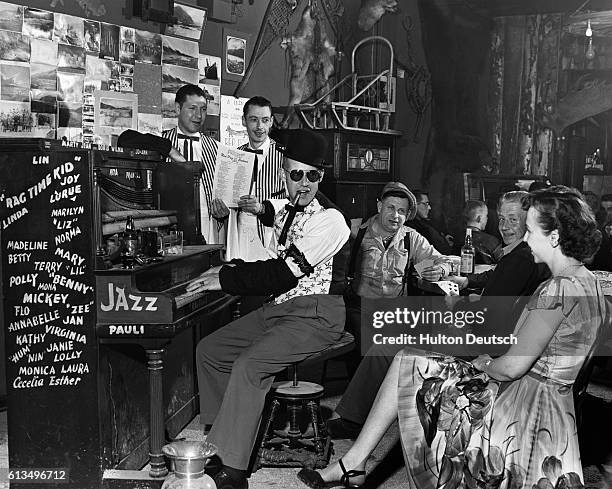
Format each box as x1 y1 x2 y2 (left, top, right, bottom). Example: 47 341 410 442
212 144 255 207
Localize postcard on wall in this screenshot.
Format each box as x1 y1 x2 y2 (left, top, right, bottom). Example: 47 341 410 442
220 95 249 147
58 44 86 71
0 2 23 33
86 55 113 82
31 111 55 138
1 63 30 102
100 23 119 61
138 112 162 135
57 126 83 143
162 35 198 69
94 90 138 136
223 29 250 82
23 8 54 40
31 89 57 114
166 2 207 41
135 30 162 65
162 91 176 118
0 31 30 63
120 27 135 65
57 72 84 103
213 144 255 207
201 83 219 116
133 61 162 114
53 13 84 47
0 101 31 137
58 101 82 128
120 76 133 92
162 117 177 132
84 20 100 53
31 63 57 91
162 64 198 92
31 38 57 64
199 53 220 86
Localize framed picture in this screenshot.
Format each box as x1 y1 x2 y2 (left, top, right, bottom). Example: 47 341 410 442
166 1 207 41
223 28 250 82
93 89 138 137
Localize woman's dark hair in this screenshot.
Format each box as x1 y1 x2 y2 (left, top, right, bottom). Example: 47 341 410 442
523 185 601 261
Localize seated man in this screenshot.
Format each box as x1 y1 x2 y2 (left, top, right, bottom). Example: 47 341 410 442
329 190 550 439
343 181 453 371
454 200 501 264
189 129 350 489
409 189 454 254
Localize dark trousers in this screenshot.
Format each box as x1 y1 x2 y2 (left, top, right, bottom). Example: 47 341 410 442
335 342 402 425
196 294 345 470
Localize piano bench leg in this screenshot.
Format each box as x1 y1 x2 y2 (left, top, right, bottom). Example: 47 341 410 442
146 348 168 478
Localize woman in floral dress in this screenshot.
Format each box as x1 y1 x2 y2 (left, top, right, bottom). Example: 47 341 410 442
298 186 607 489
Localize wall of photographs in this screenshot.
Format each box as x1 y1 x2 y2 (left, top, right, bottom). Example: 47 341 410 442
0 0 221 145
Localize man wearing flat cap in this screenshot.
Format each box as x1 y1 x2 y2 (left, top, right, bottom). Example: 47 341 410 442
187 128 350 489
327 181 454 439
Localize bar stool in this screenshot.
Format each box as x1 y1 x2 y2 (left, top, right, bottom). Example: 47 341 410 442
251 332 355 471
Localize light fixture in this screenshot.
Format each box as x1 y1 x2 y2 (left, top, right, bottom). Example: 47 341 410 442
586 19 596 60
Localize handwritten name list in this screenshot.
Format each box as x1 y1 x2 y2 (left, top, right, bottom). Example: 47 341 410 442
1 151 94 391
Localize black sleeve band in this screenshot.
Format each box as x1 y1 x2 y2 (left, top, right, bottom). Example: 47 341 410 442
118 130 172 156
257 200 276 227
285 244 314 276
219 258 298 296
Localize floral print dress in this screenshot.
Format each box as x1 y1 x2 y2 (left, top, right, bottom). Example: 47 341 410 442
398 272 606 489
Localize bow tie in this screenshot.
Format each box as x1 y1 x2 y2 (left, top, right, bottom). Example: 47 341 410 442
244 147 264 155
177 134 199 141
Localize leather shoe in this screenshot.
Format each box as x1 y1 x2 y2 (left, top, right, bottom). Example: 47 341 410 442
213 468 248 489
326 418 362 440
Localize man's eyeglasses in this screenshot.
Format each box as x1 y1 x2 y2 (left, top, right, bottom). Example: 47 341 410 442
418 201 431 207
285 169 322 183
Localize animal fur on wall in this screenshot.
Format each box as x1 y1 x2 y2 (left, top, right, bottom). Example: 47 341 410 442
280 2 336 127
358 0 398 31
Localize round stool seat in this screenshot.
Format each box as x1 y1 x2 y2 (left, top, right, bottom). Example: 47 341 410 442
273 380 324 399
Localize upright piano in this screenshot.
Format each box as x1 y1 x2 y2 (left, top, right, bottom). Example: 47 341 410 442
0 139 238 488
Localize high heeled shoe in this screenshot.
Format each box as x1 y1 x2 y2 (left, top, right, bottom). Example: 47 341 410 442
297 459 366 488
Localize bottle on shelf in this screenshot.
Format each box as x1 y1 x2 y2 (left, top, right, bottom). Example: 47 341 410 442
122 216 138 268
460 228 475 276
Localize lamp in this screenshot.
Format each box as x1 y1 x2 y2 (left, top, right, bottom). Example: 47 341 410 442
585 19 596 60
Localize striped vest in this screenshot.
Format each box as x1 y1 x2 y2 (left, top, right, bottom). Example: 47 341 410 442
162 127 219 208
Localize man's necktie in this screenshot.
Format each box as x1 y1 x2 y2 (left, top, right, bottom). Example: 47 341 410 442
243 147 264 194
279 202 306 246
177 134 199 160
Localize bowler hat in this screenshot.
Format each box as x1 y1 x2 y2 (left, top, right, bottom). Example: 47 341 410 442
380 181 417 220
271 128 328 169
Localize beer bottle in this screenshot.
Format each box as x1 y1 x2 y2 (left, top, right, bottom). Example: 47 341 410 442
122 216 138 268
460 228 475 276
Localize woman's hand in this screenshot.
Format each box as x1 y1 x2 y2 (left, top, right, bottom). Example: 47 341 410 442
471 354 493 372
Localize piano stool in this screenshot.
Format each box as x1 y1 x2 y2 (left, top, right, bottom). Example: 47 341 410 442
250 332 355 472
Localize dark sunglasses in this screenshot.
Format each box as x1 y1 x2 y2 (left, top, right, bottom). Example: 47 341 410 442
285 169 322 183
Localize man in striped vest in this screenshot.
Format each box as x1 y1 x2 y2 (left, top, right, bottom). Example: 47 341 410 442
162 84 225 245
221 96 287 261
